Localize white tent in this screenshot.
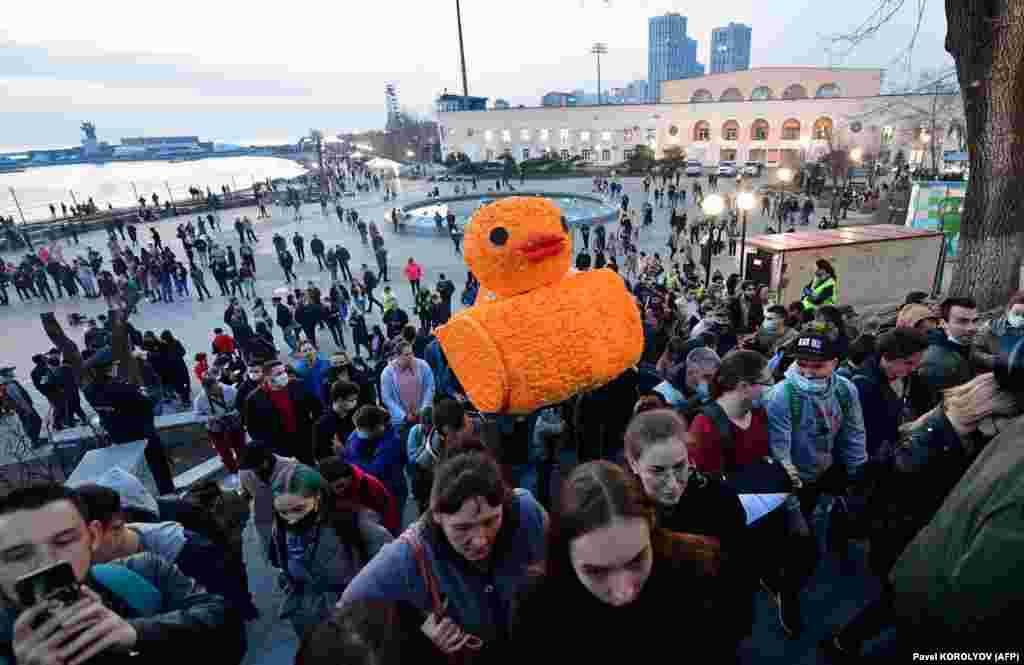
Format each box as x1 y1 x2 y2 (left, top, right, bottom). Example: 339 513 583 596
366 157 402 174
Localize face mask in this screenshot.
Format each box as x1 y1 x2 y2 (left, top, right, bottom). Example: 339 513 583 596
354 430 370 440
762 319 778 333
284 504 319 532
1008 313 1024 329
750 396 765 410
247 372 262 382
788 365 831 394
270 374 289 389
696 382 710 400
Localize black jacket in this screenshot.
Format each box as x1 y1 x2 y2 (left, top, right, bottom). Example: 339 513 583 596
83 379 155 443
851 355 906 460
0 552 245 665
310 238 325 255
244 382 323 464
726 295 764 335
275 303 294 328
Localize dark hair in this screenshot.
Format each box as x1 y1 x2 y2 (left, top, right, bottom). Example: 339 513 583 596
876 328 929 360
634 393 669 415
330 380 360 403
624 410 688 463
711 350 768 399
239 441 273 470
402 325 417 343
432 399 466 432
213 327 223 334
815 259 836 279
72 484 122 525
0 483 86 521
904 291 929 305
940 296 977 321
317 457 354 483
296 602 439 665
847 334 877 365
263 359 284 373
354 405 390 430
556 461 654 546
766 305 787 318
429 452 509 517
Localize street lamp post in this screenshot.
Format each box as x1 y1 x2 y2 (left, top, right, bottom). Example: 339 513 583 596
591 43 607 105
737 191 755 279
701 194 725 288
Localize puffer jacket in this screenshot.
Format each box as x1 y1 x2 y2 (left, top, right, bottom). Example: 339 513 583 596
912 331 976 416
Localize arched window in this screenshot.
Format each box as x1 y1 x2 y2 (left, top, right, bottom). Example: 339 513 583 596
691 89 713 103
750 86 773 101
782 84 808 100
782 119 802 141
813 117 834 140
815 83 841 98
720 88 744 102
693 121 711 142
751 119 770 141
721 120 740 141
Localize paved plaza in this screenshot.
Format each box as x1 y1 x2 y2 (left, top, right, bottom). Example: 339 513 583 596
0 174 881 664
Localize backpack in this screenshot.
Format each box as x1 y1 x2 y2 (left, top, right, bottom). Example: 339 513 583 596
784 379 852 435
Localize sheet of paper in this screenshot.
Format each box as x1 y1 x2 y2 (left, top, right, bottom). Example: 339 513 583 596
739 493 789 525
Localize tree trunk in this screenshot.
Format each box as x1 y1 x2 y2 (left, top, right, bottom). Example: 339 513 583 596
945 0 1024 310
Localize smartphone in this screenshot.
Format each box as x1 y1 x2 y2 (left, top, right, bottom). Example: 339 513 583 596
15 561 81 609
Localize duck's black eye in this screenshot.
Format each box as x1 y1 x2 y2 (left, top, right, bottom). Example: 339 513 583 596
561 216 570 233
489 227 509 246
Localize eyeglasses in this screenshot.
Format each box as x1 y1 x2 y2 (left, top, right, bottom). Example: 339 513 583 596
642 463 690 484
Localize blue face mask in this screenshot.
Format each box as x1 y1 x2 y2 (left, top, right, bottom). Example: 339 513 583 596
696 382 710 400
762 319 778 333
354 430 370 441
791 371 830 394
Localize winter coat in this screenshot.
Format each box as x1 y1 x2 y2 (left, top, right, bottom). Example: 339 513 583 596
912 331 977 416
244 382 323 464
342 426 408 505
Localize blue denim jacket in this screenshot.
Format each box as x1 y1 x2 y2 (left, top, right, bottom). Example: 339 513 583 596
766 366 867 497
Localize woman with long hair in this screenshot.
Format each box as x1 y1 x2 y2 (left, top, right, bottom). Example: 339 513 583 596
623 409 751 649
270 463 393 638
512 461 729 661
341 452 547 661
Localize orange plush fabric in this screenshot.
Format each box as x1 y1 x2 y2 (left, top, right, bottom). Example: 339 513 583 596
436 196 643 414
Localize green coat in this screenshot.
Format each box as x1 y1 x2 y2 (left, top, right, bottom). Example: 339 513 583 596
889 415 1024 646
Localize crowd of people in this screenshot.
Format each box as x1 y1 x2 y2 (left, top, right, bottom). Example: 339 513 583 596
0 172 1022 665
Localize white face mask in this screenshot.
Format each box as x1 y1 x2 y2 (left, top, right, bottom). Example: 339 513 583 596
1008 313 1024 329
271 373 289 389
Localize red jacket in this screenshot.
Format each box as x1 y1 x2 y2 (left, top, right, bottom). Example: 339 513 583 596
212 334 236 355
688 408 770 474
334 463 401 535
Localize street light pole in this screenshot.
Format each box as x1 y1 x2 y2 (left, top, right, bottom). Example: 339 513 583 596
591 43 607 105
8 187 27 224
455 0 470 97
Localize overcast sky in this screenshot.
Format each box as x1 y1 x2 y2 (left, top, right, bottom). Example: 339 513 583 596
0 0 953 151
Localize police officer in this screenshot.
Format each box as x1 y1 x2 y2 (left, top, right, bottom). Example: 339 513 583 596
0 367 42 447
82 349 176 494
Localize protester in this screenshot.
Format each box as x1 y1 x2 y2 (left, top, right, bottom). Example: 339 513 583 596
244 359 323 464
801 259 838 311
341 452 547 659
379 342 435 429
194 376 245 477
74 483 258 622
317 457 401 537
972 289 1024 369
763 324 866 637
652 346 720 411
0 484 246 665
269 463 392 638
340 405 407 514
512 461 731 661
912 296 980 415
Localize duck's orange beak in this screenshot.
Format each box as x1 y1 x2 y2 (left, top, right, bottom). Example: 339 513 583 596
519 234 566 262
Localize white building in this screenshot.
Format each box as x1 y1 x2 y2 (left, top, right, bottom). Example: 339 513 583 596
438 67 962 168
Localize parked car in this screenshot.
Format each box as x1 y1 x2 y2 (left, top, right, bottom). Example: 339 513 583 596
685 160 703 177
742 161 763 177
718 161 738 177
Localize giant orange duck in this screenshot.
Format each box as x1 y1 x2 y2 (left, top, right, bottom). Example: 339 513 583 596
435 196 643 414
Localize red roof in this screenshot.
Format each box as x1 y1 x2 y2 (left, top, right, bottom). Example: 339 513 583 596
746 224 943 252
